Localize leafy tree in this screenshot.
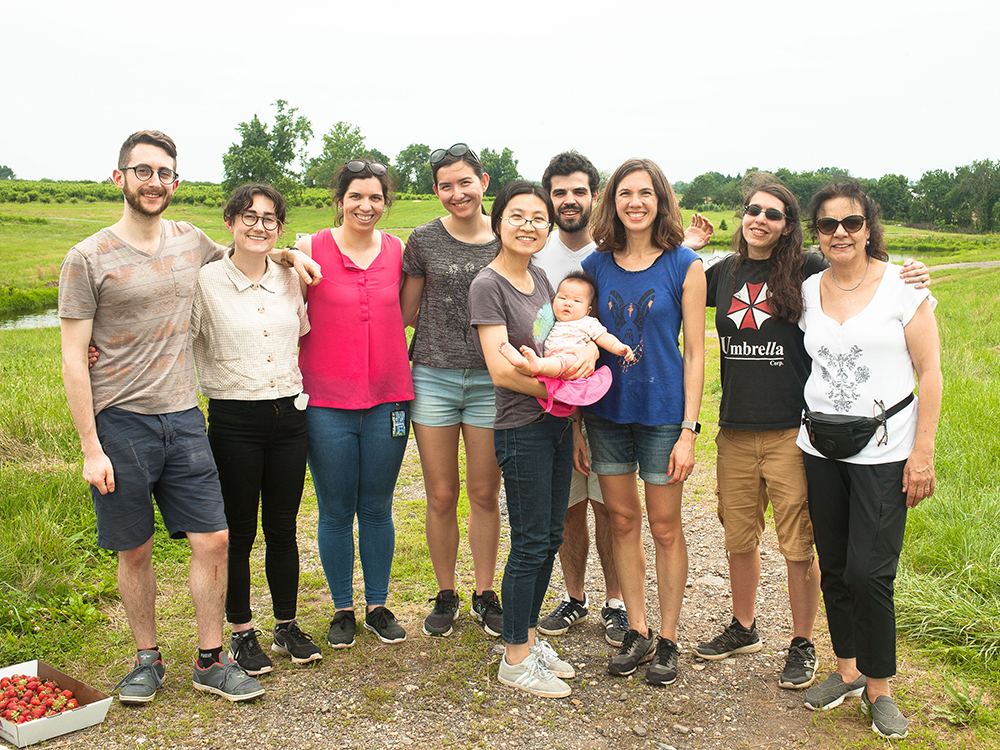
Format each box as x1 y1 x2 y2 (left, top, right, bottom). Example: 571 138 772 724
0 165 14 180
956 159 1000 232
680 173 718 209
480 147 521 196
395 143 432 194
222 100 312 200
713 179 743 209
910 169 959 226
870 174 912 221
306 122 370 189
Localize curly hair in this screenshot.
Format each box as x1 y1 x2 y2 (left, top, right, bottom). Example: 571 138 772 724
591 158 683 254
733 181 806 323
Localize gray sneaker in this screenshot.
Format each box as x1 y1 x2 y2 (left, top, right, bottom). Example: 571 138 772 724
530 639 575 679
498 652 571 698
862 690 909 739
601 600 630 648
192 653 265 701
646 636 680 686
804 672 867 710
608 628 655 676
113 650 165 704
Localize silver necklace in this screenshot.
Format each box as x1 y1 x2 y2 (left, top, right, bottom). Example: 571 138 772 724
831 255 870 292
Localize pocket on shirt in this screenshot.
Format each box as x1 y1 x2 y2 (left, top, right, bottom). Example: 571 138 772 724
172 262 196 298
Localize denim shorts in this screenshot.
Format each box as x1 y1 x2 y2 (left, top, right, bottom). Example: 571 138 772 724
584 411 682 485
409 364 496 430
93 406 227 551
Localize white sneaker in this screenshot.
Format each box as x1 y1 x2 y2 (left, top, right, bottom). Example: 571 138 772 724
498 652 571 698
530 639 576 679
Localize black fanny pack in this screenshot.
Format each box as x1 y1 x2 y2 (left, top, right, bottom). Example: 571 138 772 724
802 394 914 459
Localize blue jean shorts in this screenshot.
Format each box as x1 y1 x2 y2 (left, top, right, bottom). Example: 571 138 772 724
93 406 227 551
409 364 496 430
584 411 682 485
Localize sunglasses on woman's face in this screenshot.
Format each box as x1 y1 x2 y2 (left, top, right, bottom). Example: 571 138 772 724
430 142 479 165
743 204 787 222
816 215 866 235
346 160 387 175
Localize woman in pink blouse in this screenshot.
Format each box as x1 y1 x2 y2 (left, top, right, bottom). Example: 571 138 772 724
295 161 414 649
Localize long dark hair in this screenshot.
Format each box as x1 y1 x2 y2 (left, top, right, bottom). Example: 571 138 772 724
330 161 395 227
592 158 684 254
808 179 888 261
733 181 806 323
489 181 554 247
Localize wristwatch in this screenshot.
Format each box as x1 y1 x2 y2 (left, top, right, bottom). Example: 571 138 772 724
681 420 701 434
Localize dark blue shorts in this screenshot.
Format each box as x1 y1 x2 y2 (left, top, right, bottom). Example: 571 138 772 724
92 406 227 551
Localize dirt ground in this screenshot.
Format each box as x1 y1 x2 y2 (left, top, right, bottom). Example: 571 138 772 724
58 440 977 750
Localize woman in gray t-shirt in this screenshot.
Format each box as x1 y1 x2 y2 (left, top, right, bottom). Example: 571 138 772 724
399 145 505 638
469 181 596 699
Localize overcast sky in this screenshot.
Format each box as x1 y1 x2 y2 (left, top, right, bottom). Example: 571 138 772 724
4 0 997 186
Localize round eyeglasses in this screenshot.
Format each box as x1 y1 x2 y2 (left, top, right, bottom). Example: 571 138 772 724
240 212 280 230
505 215 550 231
121 164 178 184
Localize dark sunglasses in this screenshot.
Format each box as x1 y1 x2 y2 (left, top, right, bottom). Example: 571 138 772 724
430 142 480 165
743 204 787 222
346 159 387 175
816 215 866 235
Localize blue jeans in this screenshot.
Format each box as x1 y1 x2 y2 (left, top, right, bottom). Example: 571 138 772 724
494 414 574 644
307 401 410 609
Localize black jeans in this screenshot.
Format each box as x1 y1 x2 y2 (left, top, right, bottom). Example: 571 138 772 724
208 398 308 624
803 453 908 679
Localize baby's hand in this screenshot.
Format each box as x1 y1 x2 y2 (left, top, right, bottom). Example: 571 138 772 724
618 344 635 362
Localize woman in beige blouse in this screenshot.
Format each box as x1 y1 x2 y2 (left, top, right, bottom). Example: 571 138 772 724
191 184 321 676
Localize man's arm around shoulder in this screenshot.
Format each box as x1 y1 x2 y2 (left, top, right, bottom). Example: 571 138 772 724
61 318 115 495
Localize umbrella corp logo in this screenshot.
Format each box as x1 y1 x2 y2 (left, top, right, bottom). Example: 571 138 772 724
727 281 772 330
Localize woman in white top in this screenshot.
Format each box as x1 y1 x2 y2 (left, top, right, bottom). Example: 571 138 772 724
796 180 941 739
192 184 320 675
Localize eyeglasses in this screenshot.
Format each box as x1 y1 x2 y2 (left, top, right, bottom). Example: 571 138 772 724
816 215 866 235
430 143 480 165
240 212 280 230
346 160 387 176
744 204 787 222
120 164 178 184
505 215 550 231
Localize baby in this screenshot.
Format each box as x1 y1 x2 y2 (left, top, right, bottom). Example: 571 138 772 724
500 270 635 377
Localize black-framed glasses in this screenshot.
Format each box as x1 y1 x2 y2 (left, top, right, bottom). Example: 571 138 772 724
430 142 479 165
816 215 866 235
240 212 280 230
744 204 787 222
120 164 178 184
346 160 388 175
505 214 550 231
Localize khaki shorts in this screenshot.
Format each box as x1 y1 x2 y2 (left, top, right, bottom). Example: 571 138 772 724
568 421 603 508
715 427 813 561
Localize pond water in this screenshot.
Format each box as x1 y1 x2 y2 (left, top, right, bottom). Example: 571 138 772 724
0 252 912 332
0 307 60 331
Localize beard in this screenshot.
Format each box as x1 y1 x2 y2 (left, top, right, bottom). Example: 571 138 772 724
554 204 591 233
123 180 172 217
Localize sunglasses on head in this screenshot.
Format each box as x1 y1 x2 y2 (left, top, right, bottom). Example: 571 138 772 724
743 204 787 222
346 160 387 176
816 215 866 235
430 142 479 165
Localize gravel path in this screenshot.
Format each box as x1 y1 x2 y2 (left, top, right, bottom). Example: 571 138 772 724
66 436 958 750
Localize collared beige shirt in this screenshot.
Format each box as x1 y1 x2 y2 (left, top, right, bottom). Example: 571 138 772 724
191 251 310 400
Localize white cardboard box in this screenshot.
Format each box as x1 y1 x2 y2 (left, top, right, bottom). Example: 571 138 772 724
0 660 112 748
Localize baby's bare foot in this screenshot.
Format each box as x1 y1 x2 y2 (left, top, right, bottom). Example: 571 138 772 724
499 341 527 368
518 346 544 376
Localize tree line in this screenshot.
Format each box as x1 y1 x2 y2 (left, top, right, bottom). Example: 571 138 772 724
221 100 522 202
676 161 1000 233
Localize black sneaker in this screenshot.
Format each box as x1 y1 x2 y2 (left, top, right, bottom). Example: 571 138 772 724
601 599 630 648
779 637 816 689
364 606 406 643
327 610 356 649
646 636 680 686
422 590 461 637
272 621 323 664
228 629 273 676
694 617 762 660
538 594 588 636
608 628 655 676
471 590 503 637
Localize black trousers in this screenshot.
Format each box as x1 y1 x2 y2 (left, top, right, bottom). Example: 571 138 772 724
803 453 908 679
208 398 308 624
